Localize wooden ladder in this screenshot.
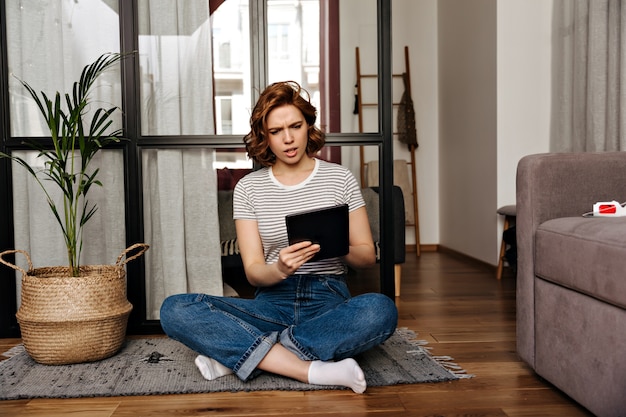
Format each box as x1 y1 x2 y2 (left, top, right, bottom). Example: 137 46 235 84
355 45 421 256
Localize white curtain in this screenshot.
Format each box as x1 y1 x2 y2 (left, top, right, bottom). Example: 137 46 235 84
7 1 122 137
7 1 125 304
551 0 626 152
139 0 223 320
142 150 222 319
7 0 223 319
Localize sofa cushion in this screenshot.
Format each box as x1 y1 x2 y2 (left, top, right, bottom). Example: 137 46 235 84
221 238 240 256
535 217 626 309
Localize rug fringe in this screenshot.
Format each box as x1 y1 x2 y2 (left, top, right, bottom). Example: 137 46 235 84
396 327 475 380
2 344 25 358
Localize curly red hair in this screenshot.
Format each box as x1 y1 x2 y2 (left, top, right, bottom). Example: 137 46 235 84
244 81 325 167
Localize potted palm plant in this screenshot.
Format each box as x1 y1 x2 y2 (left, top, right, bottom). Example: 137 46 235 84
0 52 148 365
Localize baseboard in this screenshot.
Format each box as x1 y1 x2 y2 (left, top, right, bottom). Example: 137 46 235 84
405 244 438 253
404 244 497 272
437 245 496 272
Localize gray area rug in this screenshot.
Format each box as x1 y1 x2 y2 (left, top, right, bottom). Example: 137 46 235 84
0 328 471 400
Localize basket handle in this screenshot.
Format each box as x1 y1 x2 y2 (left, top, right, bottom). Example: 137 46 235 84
0 249 33 277
116 243 150 267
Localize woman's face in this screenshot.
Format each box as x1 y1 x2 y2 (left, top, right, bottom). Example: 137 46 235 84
266 104 310 168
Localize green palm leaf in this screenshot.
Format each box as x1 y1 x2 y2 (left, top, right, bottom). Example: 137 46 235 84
1 52 133 276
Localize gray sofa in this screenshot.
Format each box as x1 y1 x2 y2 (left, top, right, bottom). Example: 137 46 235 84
516 152 626 417
217 186 406 297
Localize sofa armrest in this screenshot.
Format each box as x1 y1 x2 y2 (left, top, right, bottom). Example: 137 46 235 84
516 152 626 366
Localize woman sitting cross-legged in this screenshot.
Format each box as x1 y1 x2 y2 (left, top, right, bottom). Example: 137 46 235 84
160 81 398 394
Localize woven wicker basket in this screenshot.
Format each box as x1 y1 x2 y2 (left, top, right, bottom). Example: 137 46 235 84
0 243 149 365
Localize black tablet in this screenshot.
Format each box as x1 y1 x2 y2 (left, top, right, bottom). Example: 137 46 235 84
286 204 349 261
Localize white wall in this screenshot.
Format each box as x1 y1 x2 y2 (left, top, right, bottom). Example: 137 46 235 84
339 0 378 185
437 0 553 265
341 0 553 265
393 0 440 247
495 0 553 265
497 1 553 209
340 0 439 247
438 0 498 262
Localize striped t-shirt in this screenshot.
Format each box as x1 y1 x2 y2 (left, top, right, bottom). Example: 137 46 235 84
233 158 365 275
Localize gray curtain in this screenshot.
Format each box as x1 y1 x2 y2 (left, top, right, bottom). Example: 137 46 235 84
551 0 626 152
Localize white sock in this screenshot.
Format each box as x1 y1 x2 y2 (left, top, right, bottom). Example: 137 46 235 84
307 358 367 394
194 355 233 380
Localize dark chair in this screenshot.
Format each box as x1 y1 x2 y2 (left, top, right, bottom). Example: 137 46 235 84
365 186 406 296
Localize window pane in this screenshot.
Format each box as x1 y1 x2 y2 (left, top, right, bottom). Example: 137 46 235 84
215 148 251 170
212 0 253 135
138 0 252 136
267 0 320 119
341 0 378 134
6 1 121 137
138 0 212 135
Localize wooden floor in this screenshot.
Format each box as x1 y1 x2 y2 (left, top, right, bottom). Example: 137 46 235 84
0 251 593 417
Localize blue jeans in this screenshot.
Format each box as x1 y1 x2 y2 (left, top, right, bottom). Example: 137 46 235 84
160 274 398 381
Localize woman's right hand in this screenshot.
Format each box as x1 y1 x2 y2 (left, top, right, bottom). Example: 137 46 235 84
276 241 320 278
